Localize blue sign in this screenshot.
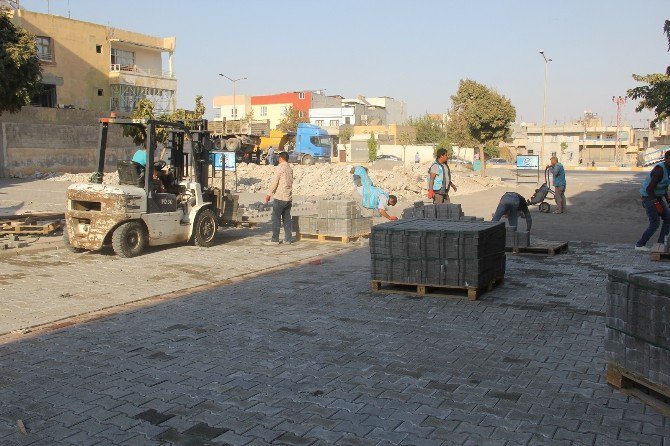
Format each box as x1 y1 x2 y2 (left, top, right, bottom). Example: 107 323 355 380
213 151 236 172
516 155 539 170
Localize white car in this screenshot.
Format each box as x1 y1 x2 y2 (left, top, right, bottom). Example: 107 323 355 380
487 158 509 165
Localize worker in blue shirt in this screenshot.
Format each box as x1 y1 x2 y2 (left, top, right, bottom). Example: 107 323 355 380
547 156 566 213
131 148 147 167
635 150 670 251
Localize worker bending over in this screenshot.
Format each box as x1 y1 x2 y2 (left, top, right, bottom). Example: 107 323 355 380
350 165 373 187
354 176 398 221
492 192 532 230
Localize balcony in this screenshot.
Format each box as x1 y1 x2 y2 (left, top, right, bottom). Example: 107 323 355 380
109 64 175 79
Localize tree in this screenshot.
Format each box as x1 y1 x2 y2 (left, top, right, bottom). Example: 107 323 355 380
628 20 670 127
407 115 446 144
367 132 378 162
339 125 353 144
0 9 42 115
398 130 416 164
446 79 516 177
277 105 308 132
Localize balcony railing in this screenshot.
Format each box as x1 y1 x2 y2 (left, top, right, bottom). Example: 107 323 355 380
110 64 175 79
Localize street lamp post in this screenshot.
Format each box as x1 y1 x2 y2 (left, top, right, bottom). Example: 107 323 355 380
218 73 247 121
539 50 552 164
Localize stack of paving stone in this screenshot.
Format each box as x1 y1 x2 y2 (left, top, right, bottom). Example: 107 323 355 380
606 268 670 388
370 219 506 288
506 226 530 248
297 200 372 237
401 202 484 222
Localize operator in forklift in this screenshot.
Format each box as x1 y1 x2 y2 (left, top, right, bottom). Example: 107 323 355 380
131 144 174 193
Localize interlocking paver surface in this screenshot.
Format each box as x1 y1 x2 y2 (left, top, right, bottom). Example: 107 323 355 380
0 242 668 445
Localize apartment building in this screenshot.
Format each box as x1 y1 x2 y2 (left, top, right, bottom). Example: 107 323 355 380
211 95 252 121
10 8 176 114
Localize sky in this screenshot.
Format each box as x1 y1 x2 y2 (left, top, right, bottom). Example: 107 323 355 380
19 0 669 127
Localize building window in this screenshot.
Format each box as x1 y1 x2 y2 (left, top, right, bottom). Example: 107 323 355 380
330 120 339 127
97 89 104 96
30 84 57 107
96 45 102 54
298 92 305 99
35 36 53 62
551 151 557 158
298 111 304 118
345 117 351 125
231 108 237 118
527 150 534 155
551 135 558 142
280 106 287 115
315 120 324 126
110 48 135 69
260 106 267 117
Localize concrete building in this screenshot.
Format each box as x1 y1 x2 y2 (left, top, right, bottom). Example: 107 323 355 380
366 97 408 124
211 95 252 121
10 8 176 114
246 91 339 129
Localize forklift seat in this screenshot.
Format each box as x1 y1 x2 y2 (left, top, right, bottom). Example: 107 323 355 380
118 160 145 187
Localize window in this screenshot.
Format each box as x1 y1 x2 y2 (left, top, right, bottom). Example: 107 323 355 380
35 36 53 62
298 111 304 118
231 108 237 118
30 84 56 107
551 135 558 142
298 92 305 99
280 106 288 115
315 120 324 126
329 120 339 127
96 45 102 54
110 48 135 69
345 117 351 125
551 151 557 158
527 150 534 155
260 106 267 117
97 89 104 96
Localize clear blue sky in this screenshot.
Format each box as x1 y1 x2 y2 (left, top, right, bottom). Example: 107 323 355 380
21 0 668 127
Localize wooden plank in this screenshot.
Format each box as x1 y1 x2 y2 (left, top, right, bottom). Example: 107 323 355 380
607 363 670 417
506 240 568 256
650 243 670 262
370 277 504 301
0 220 62 235
298 232 367 244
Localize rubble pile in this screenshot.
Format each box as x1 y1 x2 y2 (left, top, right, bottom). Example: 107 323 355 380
40 162 503 201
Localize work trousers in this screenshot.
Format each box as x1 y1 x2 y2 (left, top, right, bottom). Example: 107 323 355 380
433 193 450 204
637 196 670 247
271 199 293 242
492 195 520 227
555 186 566 213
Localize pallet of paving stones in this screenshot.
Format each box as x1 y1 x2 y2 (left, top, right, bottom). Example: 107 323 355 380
606 267 670 413
371 276 504 300
606 363 670 417
650 243 670 261
505 239 568 256
402 202 478 221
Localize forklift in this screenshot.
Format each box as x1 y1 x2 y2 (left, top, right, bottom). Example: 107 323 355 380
63 117 237 258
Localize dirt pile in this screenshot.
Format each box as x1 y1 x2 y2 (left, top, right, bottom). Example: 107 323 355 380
42 162 503 201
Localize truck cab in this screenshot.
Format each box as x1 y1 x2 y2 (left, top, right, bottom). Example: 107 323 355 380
287 123 332 165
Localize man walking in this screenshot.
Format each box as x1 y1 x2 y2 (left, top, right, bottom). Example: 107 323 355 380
267 145 275 166
635 150 670 251
492 192 532 230
427 148 457 203
547 156 566 213
264 152 294 245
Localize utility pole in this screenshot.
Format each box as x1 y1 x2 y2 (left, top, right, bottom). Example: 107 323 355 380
539 50 552 164
219 73 247 122
612 96 626 166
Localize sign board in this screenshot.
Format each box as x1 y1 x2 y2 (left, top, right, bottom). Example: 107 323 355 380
212 151 236 172
516 155 539 170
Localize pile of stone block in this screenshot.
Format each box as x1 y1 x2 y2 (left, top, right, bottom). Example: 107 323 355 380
370 219 506 288
606 267 670 388
297 200 372 237
401 202 485 222
506 226 530 248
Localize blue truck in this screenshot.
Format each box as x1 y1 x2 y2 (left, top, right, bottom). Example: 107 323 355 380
281 123 333 165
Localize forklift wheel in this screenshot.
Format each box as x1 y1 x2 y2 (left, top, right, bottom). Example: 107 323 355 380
112 221 147 258
539 202 551 213
193 208 217 247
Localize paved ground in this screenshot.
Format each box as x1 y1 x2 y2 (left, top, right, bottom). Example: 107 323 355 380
1 243 668 445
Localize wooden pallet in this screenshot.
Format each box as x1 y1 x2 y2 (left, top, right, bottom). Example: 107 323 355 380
607 363 670 417
0 220 62 235
371 277 504 301
297 232 369 244
506 240 568 256
650 243 670 261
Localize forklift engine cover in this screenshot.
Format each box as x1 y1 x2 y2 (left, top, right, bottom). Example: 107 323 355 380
65 183 146 250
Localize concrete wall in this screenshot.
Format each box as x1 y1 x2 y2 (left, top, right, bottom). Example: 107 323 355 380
378 144 435 164
0 107 134 177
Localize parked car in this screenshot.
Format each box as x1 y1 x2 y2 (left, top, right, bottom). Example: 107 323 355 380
448 156 472 166
487 157 509 165
375 154 402 162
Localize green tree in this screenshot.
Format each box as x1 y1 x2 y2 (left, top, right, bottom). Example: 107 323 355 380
339 125 353 144
0 9 42 115
628 20 670 127
277 105 308 132
367 132 378 162
446 79 516 177
407 115 446 144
